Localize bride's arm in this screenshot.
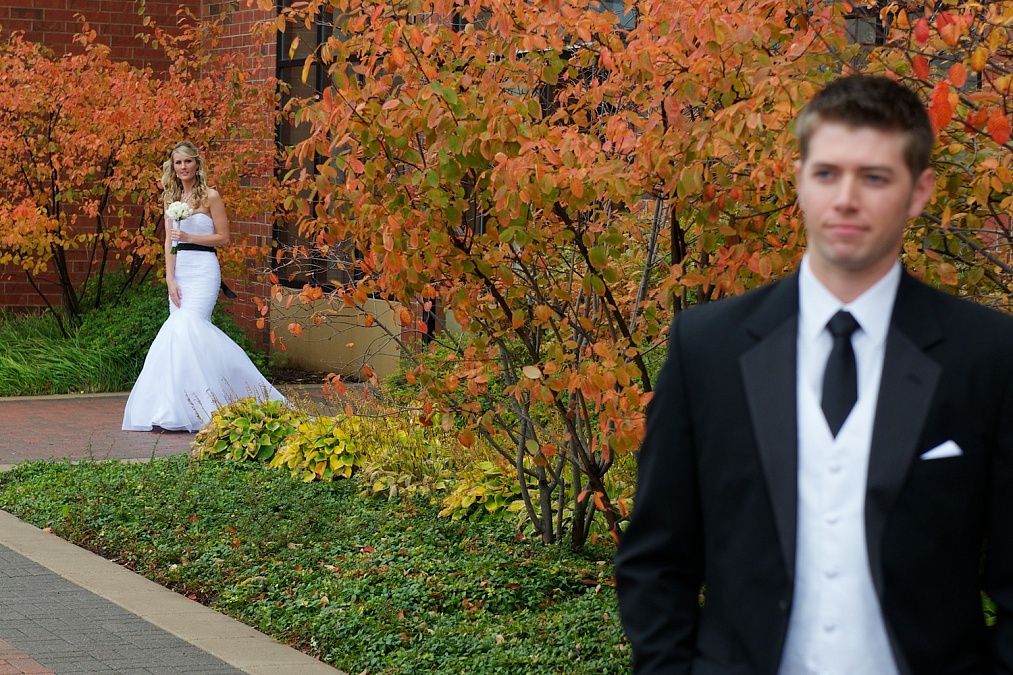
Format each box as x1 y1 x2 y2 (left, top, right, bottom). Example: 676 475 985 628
165 215 181 307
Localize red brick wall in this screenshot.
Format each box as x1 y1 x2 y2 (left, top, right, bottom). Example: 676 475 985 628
0 1 188 66
0 1 279 352
202 1 277 349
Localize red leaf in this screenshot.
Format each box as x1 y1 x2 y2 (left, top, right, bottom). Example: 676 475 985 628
988 111 1011 145
966 108 988 130
931 81 950 107
928 82 953 129
949 62 967 88
914 18 930 45
931 101 954 130
940 23 960 48
912 54 929 81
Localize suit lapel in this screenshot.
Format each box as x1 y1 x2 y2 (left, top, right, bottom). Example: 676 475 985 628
740 275 800 580
864 274 943 594
738 273 945 587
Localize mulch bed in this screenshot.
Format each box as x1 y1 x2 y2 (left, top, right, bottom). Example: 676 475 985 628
268 367 335 385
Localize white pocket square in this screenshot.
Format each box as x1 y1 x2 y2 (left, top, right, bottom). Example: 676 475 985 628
920 440 963 460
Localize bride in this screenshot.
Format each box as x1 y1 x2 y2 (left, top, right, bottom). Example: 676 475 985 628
122 141 285 432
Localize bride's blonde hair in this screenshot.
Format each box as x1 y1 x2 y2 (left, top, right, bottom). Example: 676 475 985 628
161 141 209 209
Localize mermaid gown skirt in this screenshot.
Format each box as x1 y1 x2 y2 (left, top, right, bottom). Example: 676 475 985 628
122 213 284 432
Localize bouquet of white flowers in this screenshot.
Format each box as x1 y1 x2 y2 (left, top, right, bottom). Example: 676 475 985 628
166 200 193 254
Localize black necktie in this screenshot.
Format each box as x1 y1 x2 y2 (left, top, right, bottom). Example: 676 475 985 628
821 310 859 437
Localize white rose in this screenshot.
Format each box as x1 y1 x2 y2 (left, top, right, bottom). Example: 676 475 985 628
166 200 193 222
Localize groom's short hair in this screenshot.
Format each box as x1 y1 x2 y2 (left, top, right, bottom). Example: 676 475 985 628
795 74 935 178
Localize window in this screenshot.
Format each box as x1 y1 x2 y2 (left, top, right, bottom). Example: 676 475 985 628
845 1 885 47
275 1 359 287
600 1 636 31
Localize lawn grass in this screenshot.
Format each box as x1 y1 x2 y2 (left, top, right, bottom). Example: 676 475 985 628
0 456 630 674
0 281 269 396
0 311 131 396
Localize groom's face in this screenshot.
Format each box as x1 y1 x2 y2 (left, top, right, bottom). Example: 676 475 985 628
796 121 934 287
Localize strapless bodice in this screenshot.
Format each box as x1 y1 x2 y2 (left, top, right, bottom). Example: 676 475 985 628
175 212 215 236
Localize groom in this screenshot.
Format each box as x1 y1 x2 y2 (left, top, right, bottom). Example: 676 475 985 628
614 74 1013 674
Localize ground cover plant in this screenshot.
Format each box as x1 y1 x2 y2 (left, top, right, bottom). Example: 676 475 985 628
0 456 628 674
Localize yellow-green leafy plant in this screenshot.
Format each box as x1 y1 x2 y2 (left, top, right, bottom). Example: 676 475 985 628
355 413 457 499
192 398 307 463
270 416 369 482
338 399 481 495
439 453 637 541
439 460 527 522
358 465 453 501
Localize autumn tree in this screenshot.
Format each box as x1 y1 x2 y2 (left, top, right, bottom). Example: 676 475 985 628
264 0 841 547
860 1 1013 303
0 12 280 334
267 0 1013 547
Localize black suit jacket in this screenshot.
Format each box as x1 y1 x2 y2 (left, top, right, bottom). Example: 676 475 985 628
614 272 1013 674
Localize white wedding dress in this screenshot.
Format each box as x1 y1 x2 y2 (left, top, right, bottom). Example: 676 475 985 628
122 213 285 432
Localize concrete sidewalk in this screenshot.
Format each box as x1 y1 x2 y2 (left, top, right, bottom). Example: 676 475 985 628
0 390 344 674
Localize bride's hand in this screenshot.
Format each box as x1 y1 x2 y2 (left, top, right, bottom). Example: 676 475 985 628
167 279 182 307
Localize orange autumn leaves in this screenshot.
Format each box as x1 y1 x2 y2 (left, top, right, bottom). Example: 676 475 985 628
269 0 1013 543
907 8 1011 143
881 1 1013 293
0 15 280 323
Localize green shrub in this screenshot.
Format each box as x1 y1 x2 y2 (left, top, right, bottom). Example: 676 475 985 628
77 279 170 375
192 396 473 504
440 454 638 545
78 278 270 381
353 406 466 471
354 411 457 499
270 416 369 481
192 397 307 462
0 310 131 395
0 278 272 397
190 395 636 546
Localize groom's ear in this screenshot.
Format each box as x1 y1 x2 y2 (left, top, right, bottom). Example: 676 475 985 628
908 168 935 219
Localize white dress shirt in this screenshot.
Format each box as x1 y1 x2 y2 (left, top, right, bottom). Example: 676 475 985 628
778 255 900 675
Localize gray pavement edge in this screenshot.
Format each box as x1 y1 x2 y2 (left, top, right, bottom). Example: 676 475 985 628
0 509 343 675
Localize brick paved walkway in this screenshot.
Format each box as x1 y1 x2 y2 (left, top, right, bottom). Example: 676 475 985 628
0 393 191 468
0 390 342 674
